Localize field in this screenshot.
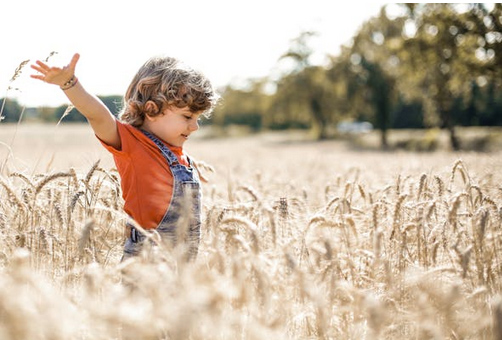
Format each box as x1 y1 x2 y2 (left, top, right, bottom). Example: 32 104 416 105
1 123 502 339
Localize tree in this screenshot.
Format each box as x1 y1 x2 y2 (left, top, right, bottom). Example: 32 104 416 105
396 4 486 150
0 98 23 123
459 4 502 127
345 7 402 148
271 31 343 139
212 79 269 131
464 4 502 82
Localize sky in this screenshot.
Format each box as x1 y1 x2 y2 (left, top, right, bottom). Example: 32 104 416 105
1 0 392 107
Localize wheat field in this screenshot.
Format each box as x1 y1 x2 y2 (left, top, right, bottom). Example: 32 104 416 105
1 123 502 339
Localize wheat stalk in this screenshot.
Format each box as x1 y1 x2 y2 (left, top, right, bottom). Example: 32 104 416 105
34 172 72 196
0 177 26 211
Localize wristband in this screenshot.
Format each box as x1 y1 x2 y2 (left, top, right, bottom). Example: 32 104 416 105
60 76 78 91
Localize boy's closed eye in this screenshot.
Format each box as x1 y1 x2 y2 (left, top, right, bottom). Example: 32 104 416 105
184 114 202 122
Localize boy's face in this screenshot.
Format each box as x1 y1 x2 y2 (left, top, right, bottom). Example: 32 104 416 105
143 106 201 147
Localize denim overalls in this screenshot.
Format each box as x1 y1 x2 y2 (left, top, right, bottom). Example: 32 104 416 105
122 130 202 261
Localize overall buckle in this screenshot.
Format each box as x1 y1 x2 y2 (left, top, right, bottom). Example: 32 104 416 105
131 227 140 243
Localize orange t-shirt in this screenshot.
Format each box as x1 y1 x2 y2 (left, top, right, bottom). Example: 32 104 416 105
99 120 189 230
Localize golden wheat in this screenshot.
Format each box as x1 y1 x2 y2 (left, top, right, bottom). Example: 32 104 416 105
1 129 502 339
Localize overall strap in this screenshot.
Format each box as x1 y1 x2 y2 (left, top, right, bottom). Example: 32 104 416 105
140 129 180 167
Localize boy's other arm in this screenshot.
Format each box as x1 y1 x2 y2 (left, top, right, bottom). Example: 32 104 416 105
31 53 121 149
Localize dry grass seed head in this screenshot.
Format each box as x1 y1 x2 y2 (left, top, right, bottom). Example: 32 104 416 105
0 177 26 211
9 172 34 188
57 105 75 124
54 202 65 227
372 203 380 230
9 59 30 83
34 172 72 196
69 190 85 214
308 214 328 228
193 158 215 183
425 201 437 222
434 175 444 197
450 159 471 189
417 173 427 200
358 184 366 202
469 185 483 206
391 194 407 236
278 197 289 219
43 51 58 62
219 216 259 252
482 197 499 222
325 197 340 213
237 185 260 201
84 160 100 186
69 167 79 189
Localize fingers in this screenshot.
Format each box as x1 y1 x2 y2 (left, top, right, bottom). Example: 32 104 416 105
30 63 48 81
68 53 80 71
30 53 79 84
30 63 46 74
33 60 49 71
30 61 59 80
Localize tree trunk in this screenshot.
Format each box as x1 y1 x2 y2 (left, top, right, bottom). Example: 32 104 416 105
440 106 460 151
448 125 460 151
380 128 389 149
310 98 328 140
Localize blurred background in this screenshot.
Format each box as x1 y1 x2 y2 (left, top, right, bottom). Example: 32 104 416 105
1 3 501 152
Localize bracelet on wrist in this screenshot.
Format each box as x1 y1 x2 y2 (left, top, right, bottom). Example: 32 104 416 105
60 75 78 91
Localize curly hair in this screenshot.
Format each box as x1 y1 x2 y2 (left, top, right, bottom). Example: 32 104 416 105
118 56 219 127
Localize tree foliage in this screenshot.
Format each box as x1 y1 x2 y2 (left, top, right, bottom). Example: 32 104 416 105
0 98 23 123
215 3 502 149
214 80 269 131
269 31 344 139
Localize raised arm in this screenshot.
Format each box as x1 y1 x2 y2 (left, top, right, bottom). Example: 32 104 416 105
31 53 121 149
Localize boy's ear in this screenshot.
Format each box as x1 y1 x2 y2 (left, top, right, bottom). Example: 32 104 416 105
144 100 160 119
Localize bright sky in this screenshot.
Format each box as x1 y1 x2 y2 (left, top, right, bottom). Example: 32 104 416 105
1 0 390 107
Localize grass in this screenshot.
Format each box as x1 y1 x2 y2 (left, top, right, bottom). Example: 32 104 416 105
1 124 502 339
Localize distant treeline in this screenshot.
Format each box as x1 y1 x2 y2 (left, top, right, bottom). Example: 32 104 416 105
212 4 502 150
1 4 501 150
214 3 502 149
0 96 122 123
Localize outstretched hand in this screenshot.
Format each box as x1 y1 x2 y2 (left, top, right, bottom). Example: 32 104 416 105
30 53 80 87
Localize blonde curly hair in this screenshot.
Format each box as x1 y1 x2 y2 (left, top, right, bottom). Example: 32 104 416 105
118 56 219 127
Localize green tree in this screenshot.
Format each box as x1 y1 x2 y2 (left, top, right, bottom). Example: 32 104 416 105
0 98 23 123
271 31 342 139
396 4 486 150
464 4 502 81
459 4 502 127
345 7 402 148
213 79 269 131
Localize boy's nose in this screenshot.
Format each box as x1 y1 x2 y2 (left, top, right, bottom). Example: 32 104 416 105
189 120 199 131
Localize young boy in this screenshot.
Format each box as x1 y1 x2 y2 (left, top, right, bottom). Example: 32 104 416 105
31 53 219 260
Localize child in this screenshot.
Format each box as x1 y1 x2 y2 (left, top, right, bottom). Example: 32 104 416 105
31 53 219 261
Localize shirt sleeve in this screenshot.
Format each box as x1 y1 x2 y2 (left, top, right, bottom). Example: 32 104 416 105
96 121 130 157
